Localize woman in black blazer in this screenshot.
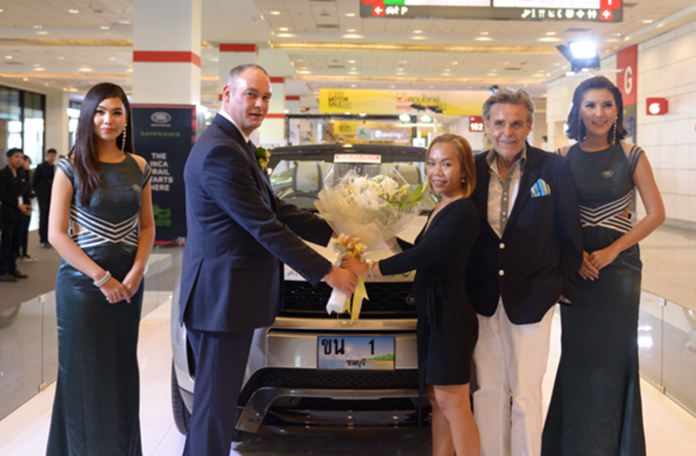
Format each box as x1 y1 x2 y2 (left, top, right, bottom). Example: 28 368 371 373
344 134 480 456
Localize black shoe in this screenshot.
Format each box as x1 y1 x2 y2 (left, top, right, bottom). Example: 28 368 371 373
11 270 28 279
0 273 18 282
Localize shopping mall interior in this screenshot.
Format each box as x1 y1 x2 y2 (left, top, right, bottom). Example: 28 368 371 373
0 1 696 454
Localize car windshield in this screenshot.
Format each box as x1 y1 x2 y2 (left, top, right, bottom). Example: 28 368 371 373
270 155 436 212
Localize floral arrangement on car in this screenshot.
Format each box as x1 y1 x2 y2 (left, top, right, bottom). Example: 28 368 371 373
255 146 270 171
315 168 427 320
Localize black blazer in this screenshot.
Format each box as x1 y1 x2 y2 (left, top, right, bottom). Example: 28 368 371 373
0 166 23 221
467 144 583 324
33 161 55 201
179 114 333 331
380 198 479 328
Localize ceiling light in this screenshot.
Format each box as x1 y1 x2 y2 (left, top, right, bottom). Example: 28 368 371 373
100 25 110 30
342 34 364 39
33 25 43 29
34 67 46 71
411 35 426 40
108 57 117 61
269 11 281 15
413 30 423 34
4 55 12 60
36 30 49 35
657 23 664 28
78 67 94 72
348 59 356 64
451 61 459 65
0 9 4 13
546 32 556 36
57 56 65 60
351 84 356 88
346 28 356 33
345 12 356 17
276 33 295 38
537 36 560 42
475 36 493 41
556 40 599 72
68 8 79 14
399 113 411 122
297 70 311 75
624 36 631 41
568 40 598 59
642 19 653 24
22 78 29 82
278 27 289 32
348 71 359 75
480 31 489 36
126 68 134 73
211 57 219 62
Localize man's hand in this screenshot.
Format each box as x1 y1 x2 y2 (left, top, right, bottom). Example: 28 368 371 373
340 256 369 277
19 204 31 216
323 266 357 296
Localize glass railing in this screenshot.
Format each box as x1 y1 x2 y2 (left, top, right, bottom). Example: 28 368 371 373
638 290 696 417
0 248 181 421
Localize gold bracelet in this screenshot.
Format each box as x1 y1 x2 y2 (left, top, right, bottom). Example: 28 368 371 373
366 259 375 277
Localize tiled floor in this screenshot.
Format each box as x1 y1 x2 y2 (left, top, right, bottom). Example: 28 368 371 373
0 298 694 456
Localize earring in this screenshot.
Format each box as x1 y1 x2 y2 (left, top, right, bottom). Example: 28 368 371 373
612 118 618 145
121 128 127 153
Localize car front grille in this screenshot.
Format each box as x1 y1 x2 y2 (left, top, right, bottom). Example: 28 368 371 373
280 281 416 318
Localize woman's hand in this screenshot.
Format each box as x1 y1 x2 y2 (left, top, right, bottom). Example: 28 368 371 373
122 267 144 298
100 277 131 304
578 250 600 281
589 246 620 272
341 256 369 277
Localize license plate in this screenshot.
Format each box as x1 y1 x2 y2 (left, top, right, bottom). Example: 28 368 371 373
317 336 395 370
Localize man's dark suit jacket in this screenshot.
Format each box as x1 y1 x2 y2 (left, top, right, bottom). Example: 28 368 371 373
33 161 55 201
467 144 583 325
0 166 23 222
179 114 333 332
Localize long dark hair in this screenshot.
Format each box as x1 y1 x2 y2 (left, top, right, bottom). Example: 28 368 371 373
428 134 477 198
73 82 133 206
566 75 628 144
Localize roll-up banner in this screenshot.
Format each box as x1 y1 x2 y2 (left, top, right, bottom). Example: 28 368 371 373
132 104 196 244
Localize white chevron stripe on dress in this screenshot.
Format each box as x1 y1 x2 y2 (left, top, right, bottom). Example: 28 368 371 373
579 190 633 234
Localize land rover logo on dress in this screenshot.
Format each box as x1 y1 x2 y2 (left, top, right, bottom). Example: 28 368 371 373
601 170 615 178
150 112 171 123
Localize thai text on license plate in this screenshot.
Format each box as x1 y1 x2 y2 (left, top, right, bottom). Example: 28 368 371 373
317 336 395 370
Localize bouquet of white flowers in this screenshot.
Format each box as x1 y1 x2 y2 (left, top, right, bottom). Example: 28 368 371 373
315 167 426 319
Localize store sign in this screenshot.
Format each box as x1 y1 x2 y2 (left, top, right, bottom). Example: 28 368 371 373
360 0 622 22
132 104 195 243
646 98 668 116
469 116 484 133
617 45 637 107
319 88 488 116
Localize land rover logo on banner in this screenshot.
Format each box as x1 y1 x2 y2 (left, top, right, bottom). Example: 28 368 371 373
150 111 172 124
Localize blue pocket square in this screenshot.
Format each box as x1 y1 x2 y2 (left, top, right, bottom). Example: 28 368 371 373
530 178 551 198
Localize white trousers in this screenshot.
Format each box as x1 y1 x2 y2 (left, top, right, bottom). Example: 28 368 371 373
473 301 554 456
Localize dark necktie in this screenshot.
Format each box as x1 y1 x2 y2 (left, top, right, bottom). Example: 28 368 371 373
247 140 256 158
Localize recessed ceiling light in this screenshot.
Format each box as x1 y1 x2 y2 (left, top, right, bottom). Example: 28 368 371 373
276 33 296 38
0 9 4 13
413 30 423 34
100 25 110 30
642 19 653 24
33 25 43 29
657 23 664 28
624 36 631 41
22 77 29 81
348 71 359 75
68 8 79 14
400 60 408 64
480 31 489 35
546 31 556 36
451 61 459 65
78 67 94 72
108 57 117 61
351 84 356 88
126 68 134 73
269 10 281 15
537 36 560 42
278 27 289 32
36 30 49 35
34 67 46 71
345 12 356 17
4 55 12 60
297 70 311 75
348 59 356 64
411 35 426 40
475 36 493 41
342 34 364 39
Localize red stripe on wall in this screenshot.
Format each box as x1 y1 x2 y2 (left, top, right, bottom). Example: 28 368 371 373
133 51 200 67
285 95 300 101
266 113 285 119
270 77 285 83
219 43 257 53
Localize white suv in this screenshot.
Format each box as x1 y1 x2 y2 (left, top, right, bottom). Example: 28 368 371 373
171 144 433 435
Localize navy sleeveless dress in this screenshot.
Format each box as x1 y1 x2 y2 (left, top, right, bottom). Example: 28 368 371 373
542 143 646 456
47 155 151 456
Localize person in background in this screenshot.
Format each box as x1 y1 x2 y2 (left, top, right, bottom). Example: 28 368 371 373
0 148 31 282
46 82 154 455
542 75 665 456
17 154 35 261
343 134 481 456
33 148 57 248
467 88 583 456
